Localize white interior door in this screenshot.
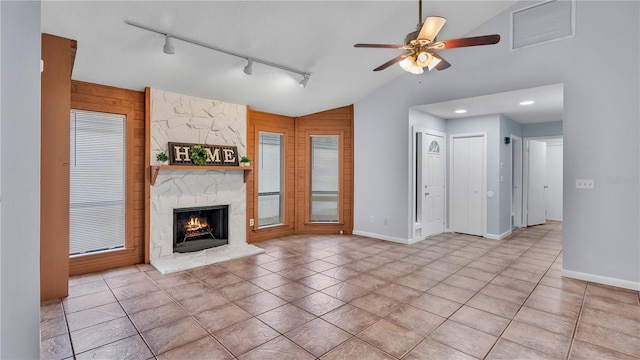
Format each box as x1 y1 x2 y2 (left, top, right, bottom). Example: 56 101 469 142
512 136 523 228
452 136 484 236
527 140 547 226
422 134 444 237
545 143 563 221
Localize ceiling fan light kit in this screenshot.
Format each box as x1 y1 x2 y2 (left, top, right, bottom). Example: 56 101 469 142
125 20 310 87
354 0 500 74
399 56 424 74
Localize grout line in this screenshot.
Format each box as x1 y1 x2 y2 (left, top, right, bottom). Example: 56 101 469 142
564 280 589 360
59 299 77 360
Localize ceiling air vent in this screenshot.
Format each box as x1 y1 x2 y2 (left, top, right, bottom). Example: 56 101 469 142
511 0 575 51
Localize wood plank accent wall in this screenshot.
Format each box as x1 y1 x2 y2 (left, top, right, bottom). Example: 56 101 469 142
246 105 354 242
69 81 146 275
296 106 354 234
246 110 296 242
41 34 75 300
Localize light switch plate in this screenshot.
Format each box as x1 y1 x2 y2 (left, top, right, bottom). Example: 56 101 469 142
576 179 595 189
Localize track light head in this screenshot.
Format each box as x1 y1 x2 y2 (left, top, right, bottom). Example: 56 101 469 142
243 59 253 75
299 74 310 88
163 35 175 55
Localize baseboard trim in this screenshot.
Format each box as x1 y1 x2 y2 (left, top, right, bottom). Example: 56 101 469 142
352 230 412 245
485 229 512 240
546 217 563 222
562 269 640 291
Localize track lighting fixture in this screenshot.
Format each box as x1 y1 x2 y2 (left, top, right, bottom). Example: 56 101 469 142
126 20 310 87
299 74 310 88
243 59 253 75
163 35 175 55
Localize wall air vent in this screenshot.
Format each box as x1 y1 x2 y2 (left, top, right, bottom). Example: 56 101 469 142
511 0 575 51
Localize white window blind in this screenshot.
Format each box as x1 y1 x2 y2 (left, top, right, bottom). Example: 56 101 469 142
258 132 284 227
69 110 126 255
310 135 339 222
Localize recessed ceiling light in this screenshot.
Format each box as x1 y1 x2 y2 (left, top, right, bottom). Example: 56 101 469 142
520 100 535 106
455 109 467 114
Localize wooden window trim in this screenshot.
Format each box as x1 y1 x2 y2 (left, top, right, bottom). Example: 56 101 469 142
252 128 290 231
69 104 137 263
251 223 290 233
305 130 344 225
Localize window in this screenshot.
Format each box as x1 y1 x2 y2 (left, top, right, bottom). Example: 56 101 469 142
69 110 126 255
310 135 339 222
258 132 285 227
428 140 440 154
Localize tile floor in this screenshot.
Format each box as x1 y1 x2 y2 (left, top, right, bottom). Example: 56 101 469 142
41 222 640 359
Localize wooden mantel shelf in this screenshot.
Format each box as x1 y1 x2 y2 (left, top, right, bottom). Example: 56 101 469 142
150 165 252 186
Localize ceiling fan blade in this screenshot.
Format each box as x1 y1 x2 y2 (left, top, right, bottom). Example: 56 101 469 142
354 43 404 49
431 53 451 71
417 16 447 42
373 53 410 71
438 34 501 49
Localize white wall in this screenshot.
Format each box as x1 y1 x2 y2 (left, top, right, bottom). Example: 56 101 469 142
354 1 639 289
0 1 42 358
546 143 563 221
409 108 447 134
522 121 563 138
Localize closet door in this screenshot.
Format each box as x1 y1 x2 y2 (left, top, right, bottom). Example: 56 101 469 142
452 136 484 236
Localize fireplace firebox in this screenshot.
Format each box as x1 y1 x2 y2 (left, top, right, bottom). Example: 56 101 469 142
173 205 229 253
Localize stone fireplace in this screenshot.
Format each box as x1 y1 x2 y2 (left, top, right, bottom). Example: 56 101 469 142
149 89 263 274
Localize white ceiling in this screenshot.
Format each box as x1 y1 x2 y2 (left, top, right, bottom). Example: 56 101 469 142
41 1 517 117
413 83 564 124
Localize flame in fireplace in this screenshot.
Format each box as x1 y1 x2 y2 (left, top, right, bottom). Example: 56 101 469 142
186 216 208 231
182 215 213 242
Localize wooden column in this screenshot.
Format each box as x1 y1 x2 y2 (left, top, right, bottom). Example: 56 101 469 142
40 34 76 301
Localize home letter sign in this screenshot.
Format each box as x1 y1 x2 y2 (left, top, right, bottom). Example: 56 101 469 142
168 142 239 166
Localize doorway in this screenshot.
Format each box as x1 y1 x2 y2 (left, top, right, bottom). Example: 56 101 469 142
422 133 445 237
511 135 523 228
413 129 445 241
523 137 563 226
450 133 486 236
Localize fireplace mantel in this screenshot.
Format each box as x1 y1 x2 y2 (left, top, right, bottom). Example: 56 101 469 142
150 165 253 185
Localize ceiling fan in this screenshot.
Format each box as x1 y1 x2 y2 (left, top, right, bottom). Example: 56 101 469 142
354 0 501 74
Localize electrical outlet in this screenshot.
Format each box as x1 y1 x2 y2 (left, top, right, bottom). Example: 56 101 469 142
576 179 595 189
383 218 388 225
249 218 254 226
369 216 374 223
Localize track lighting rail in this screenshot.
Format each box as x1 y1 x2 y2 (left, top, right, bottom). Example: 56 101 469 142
125 20 310 84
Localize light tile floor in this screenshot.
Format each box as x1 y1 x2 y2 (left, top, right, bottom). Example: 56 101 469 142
41 222 640 359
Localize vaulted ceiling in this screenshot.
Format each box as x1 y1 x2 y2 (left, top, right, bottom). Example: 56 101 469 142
41 1 517 117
